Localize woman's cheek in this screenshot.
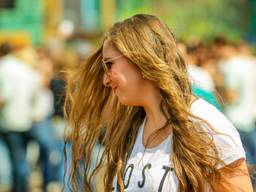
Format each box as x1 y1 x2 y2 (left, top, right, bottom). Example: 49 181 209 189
112 72 127 87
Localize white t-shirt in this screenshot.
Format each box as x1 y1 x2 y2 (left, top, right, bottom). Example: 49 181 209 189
0 56 40 132
112 99 245 192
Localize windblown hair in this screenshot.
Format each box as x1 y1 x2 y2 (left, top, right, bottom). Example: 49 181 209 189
64 14 236 191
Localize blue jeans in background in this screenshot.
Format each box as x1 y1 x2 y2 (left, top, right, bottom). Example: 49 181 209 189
0 135 13 189
2 131 31 192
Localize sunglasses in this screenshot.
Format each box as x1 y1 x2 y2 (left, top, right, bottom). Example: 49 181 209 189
102 55 123 74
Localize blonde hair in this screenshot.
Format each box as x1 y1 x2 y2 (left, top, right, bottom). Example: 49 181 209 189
65 14 237 191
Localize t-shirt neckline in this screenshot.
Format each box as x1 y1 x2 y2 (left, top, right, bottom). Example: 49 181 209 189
138 98 202 152
138 118 172 152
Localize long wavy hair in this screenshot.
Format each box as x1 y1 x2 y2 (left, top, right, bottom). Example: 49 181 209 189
64 14 237 191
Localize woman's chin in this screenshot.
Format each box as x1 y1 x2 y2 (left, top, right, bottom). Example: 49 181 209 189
117 96 131 106
118 97 140 107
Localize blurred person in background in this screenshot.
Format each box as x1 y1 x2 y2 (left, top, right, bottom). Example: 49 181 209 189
217 41 256 187
29 46 64 191
0 43 12 108
186 42 216 93
64 14 252 192
0 42 13 192
177 41 222 111
0 45 40 192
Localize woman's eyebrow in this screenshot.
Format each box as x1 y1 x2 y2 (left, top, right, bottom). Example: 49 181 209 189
102 57 111 61
103 55 123 62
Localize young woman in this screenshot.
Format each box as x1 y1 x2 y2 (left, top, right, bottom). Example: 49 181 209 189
64 14 253 191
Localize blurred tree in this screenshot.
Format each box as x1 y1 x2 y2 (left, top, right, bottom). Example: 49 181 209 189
247 0 256 42
115 0 249 42
116 0 152 20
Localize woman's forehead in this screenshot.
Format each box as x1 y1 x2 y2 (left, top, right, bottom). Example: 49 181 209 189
103 39 112 50
102 40 119 58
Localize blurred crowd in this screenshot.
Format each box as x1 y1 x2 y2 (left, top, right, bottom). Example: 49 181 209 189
0 36 256 191
179 37 256 189
0 38 95 192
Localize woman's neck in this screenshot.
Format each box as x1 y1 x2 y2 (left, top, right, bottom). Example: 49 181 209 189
142 94 196 147
142 90 170 147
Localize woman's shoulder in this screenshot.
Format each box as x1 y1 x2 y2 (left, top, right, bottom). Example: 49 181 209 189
190 98 245 166
190 98 237 135
190 98 227 126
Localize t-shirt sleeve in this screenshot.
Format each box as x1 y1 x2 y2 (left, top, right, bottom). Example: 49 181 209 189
191 99 246 168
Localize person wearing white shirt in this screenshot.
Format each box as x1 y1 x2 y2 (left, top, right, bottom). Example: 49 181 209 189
0 51 40 192
64 14 253 192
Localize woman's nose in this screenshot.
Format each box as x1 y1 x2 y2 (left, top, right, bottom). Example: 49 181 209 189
103 73 111 87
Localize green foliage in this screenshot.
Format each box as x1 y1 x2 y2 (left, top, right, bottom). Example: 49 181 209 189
116 0 153 21
116 0 245 42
